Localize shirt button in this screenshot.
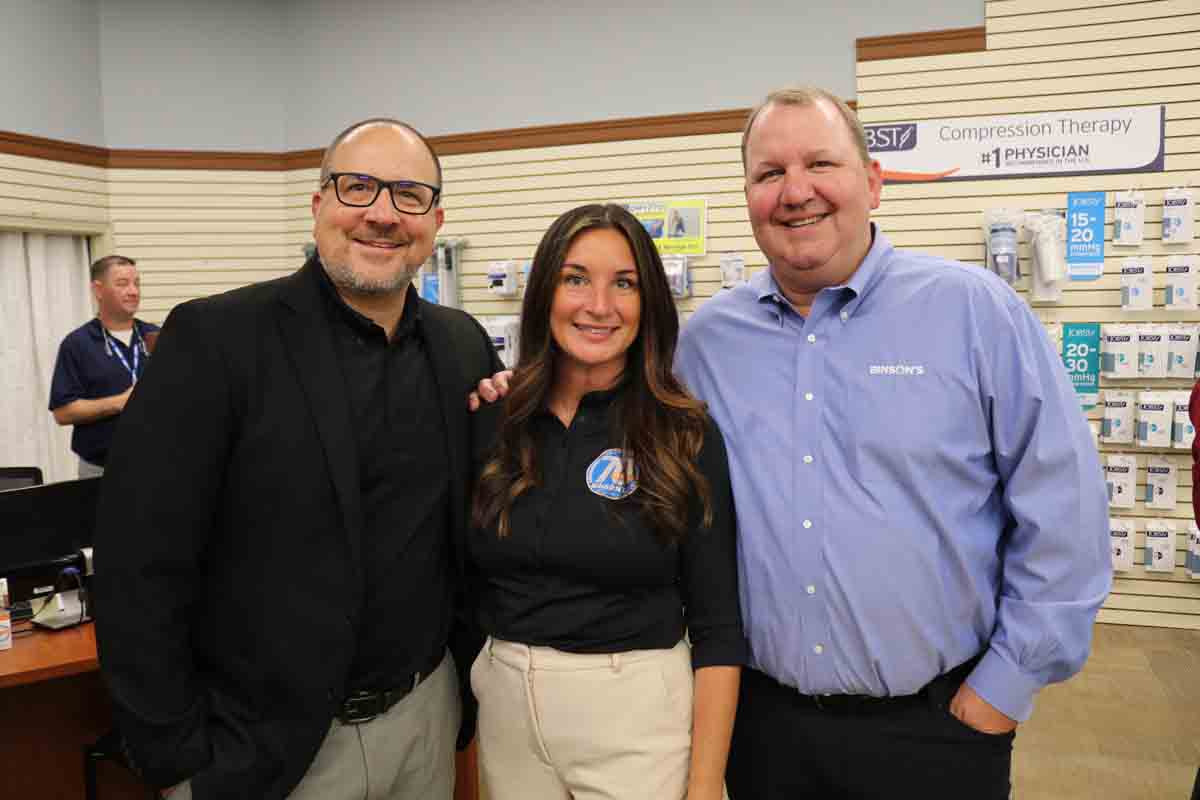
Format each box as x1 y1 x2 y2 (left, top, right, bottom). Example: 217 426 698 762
803 455 813 464
802 519 813 529
806 585 816 595
813 644 824 655
804 392 814 401
840 311 849 322
806 334 817 344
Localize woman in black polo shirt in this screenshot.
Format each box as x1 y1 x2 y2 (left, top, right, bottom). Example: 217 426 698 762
469 203 745 800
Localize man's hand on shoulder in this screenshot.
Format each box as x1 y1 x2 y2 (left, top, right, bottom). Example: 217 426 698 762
467 370 513 411
949 682 1018 735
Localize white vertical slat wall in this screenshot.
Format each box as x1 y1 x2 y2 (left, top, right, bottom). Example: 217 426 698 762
858 0 1200 629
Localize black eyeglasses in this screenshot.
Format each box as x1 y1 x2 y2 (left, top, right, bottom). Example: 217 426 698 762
322 172 441 215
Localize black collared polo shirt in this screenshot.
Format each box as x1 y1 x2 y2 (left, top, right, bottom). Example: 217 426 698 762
469 386 748 669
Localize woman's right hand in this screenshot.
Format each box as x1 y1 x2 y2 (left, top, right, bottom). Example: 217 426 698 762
468 370 513 411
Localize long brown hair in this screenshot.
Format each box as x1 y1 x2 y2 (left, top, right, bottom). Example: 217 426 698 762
472 203 712 544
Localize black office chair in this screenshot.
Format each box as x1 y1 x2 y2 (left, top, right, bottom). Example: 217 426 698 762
0 466 43 492
83 729 158 800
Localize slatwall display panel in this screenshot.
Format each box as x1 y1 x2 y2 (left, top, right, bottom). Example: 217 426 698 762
282 132 759 320
860 0 1200 630
108 169 291 324
0 153 108 234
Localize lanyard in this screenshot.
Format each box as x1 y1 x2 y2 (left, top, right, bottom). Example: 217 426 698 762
102 324 143 385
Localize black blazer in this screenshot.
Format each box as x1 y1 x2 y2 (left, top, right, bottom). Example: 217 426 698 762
94 259 500 799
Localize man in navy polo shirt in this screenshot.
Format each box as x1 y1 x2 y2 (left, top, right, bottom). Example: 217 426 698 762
49 254 158 477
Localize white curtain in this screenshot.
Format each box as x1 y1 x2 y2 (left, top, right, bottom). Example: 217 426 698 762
0 232 93 484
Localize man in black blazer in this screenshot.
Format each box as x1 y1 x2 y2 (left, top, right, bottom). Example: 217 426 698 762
94 119 500 799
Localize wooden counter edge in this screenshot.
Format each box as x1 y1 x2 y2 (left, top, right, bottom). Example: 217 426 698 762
0 623 101 690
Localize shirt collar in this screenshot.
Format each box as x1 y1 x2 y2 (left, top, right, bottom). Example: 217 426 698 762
752 223 893 321
534 377 627 429
88 317 142 342
314 260 422 341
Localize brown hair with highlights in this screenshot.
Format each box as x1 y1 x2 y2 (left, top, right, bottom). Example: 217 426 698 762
471 203 712 544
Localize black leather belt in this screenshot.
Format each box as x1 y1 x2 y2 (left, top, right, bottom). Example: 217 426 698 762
338 651 445 725
789 654 981 715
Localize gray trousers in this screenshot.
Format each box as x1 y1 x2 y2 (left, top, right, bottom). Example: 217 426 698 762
174 651 461 800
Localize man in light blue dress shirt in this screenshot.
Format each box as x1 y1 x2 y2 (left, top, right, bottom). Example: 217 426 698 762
675 87 1111 799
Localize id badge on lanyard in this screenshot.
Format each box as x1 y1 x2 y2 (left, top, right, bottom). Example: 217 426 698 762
104 326 142 385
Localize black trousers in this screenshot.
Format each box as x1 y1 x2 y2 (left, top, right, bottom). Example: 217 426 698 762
727 664 1014 800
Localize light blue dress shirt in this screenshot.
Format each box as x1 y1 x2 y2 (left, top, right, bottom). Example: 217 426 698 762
676 227 1111 722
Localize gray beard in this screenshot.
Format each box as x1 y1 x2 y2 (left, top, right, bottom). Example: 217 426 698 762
322 259 419 296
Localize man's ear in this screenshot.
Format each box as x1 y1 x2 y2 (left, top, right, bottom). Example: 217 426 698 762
867 159 883 211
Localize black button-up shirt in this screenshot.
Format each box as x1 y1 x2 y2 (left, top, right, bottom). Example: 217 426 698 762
469 386 747 669
318 269 452 691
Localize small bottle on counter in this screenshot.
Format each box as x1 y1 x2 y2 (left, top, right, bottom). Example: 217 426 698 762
0 579 12 651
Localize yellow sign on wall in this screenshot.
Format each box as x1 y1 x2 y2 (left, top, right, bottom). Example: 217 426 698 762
622 198 707 256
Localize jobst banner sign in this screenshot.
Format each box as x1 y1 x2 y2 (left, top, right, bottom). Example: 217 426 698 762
864 106 1164 184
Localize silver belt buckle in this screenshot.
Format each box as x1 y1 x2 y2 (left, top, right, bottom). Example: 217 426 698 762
340 690 382 725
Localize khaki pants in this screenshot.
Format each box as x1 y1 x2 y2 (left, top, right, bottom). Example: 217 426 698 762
472 638 693 800
175 650 460 800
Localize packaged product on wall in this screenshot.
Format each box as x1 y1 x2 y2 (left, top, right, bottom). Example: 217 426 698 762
662 255 691 298
1100 389 1136 444
1190 522 1200 579
1189 522 1200 580
1108 190 1147 247
1137 325 1168 378
983 208 1023 284
1165 324 1199 379
1109 518 1136 572
719 253 746 289
1135 391 1173 448
1144 455 1177 509
1172 391 1195 451
1101 324 1139 378
1164 255 1197 309
1112 190 1145 246
1161 187 1194 244
1143 519 1175 572
1105 454 1137 509
1120 258 1153 311
1026 212 1065 303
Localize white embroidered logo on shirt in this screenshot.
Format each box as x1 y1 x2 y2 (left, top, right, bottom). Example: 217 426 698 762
868 363 926 376
586 449 638 500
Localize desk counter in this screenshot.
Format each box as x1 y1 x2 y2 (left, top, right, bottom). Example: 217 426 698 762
0 623 479 799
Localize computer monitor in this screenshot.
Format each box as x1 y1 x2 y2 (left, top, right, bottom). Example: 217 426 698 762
0 478 99 610
0 466 44 492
